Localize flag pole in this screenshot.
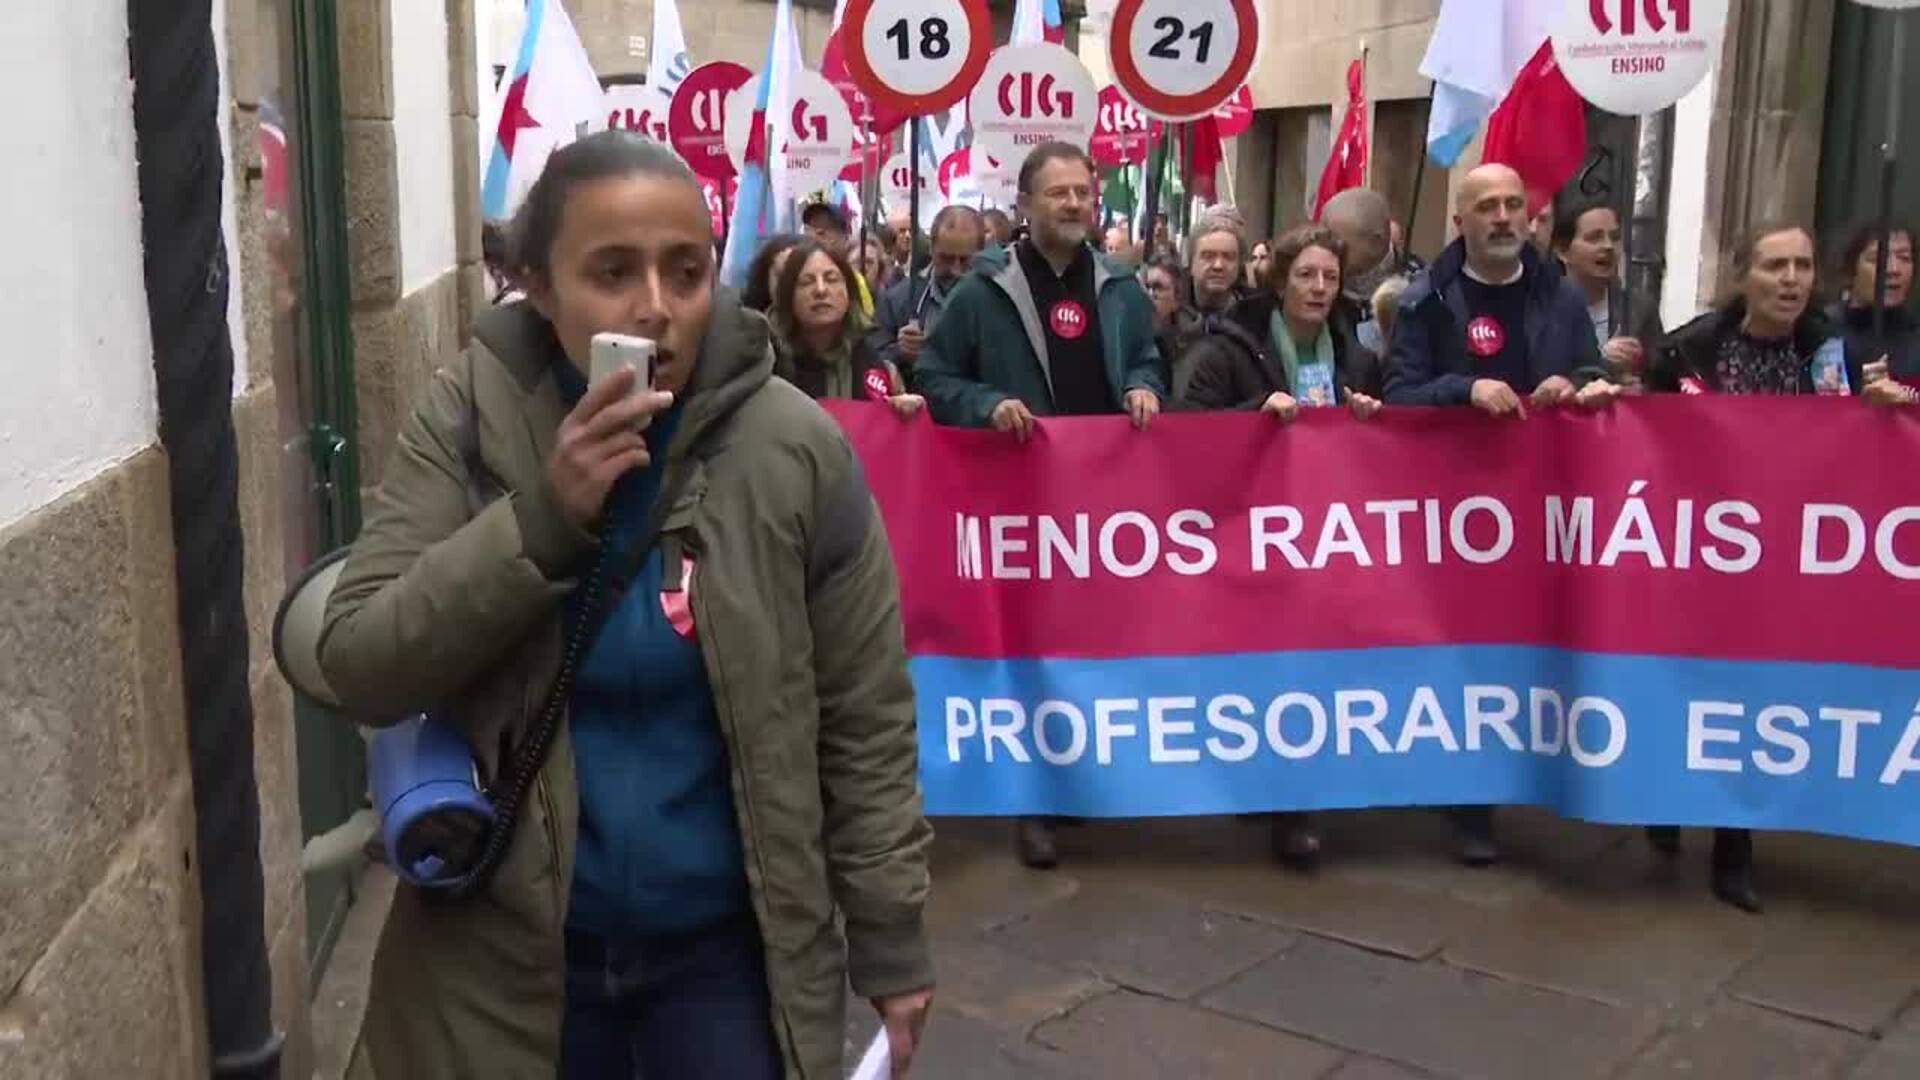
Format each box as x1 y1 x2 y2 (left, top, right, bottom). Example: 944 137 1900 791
1142 124 1162 252
1360 39 1374 190
1873 11 1907 348
1178 122 1191 230
1619 115 1642 342
760 121 775 233
856 104 870 283
909 118 924 309
1405 82 1436 254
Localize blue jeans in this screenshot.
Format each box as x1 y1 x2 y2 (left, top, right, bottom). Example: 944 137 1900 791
561 914 784 1080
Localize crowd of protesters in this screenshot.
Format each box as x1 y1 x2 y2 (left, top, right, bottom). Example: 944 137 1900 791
739 143 1918 909
466 137 1920 944
347 123 1920 1080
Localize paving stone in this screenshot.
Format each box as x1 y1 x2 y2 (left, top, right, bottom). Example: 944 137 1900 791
926 821 1081 937
1324 1057 1440 1079
1730 909 1920 1034
1031 989 1347 1079
1047 814 1274 863
846 1008 1082 1080
931 935 1110 1034
1619 1000 1867 1080
1442 872 1772 1010
1046 811 1555 957
1747 832 1920 918
1183 859 1490 961
1308 807 1620 907
988 883 1294 1000
1843 998 1920 1079
1201 936 1656 1080
920 814 1920 1077
1850 1037 1920 1080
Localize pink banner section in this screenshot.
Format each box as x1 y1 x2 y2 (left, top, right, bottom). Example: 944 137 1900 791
823 399 1920 670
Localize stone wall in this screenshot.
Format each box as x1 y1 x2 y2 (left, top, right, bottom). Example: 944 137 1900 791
1247 0 1442 109
0 2 312 1074
0 452 208 1079
339 0 484 487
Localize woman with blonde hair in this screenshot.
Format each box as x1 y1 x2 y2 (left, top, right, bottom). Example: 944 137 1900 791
1370 274 1410 354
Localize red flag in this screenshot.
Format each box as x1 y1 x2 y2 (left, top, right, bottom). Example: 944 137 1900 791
1185 114 1224 204
1312 60 1367 220
1482 42 1588 218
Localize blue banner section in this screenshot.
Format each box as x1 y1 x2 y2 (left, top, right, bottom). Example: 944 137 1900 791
914 646 1920 846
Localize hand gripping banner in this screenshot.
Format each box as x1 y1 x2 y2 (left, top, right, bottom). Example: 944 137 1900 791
824 399 1920 846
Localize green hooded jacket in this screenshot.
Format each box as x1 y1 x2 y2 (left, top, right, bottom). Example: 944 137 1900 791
913 241 1167 426
318 293 932 1079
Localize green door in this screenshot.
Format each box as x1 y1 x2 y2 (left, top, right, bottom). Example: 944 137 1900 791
260 0 366 980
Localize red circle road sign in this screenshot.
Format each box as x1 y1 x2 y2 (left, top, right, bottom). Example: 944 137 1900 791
841 0 994 119
1107 0 1261 121
669 61 751 181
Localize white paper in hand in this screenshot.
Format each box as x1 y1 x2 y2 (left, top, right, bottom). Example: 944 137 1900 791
849 1028 891 1080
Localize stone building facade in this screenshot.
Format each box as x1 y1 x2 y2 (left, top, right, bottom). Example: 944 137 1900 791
1 0 485 1074
1 0 316 1074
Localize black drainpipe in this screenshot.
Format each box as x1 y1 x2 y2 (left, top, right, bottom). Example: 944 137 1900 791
127 1 283 1076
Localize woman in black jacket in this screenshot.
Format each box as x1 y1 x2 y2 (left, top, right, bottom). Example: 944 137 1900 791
1829 221 1920 405
1183 223 1383 420
1647 223 1853 401
1644 222 1862 913
1552 200 1664 386
769 239 923 415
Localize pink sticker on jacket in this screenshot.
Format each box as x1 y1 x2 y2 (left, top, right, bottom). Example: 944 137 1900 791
660 553 696 639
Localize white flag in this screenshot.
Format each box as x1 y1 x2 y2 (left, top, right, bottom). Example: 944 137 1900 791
647 0 692 111
1419 0 1559 166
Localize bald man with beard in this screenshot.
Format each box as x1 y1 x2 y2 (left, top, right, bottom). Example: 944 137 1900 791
1382 164 1617 868
1385 164 1613 417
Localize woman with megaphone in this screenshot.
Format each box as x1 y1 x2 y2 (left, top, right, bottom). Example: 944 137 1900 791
313 130 934 1079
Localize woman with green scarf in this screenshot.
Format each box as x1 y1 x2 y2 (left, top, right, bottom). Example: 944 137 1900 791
770 238 924 416
1182 223 1384 420
1181 223 1383 869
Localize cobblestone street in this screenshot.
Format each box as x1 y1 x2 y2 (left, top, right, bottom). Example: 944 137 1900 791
849 810 1920 1078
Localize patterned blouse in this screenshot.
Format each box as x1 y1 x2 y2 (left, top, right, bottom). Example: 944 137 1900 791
1713 332 1804 395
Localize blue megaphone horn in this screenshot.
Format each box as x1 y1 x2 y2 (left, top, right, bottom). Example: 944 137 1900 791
272 548 495 892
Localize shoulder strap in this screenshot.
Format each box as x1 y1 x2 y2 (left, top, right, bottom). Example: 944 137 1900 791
450 439 708 902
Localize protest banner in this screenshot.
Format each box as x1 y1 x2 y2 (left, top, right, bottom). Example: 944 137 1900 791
825 399 1920 846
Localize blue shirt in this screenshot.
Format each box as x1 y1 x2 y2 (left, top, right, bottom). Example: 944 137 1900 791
552 361 749 937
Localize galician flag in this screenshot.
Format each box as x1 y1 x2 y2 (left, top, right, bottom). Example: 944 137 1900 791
482 0 605 219
1419 0 1559 168
719 0 803 287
